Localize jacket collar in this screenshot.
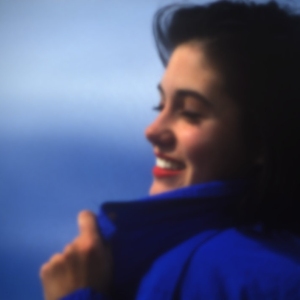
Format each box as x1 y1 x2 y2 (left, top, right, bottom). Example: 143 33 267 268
98 180 249 299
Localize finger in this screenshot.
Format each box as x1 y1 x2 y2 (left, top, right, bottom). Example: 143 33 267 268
78 210 99 238
63 242 78 256
40 253 65 280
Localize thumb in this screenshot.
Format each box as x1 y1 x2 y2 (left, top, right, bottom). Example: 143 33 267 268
78 210 100 238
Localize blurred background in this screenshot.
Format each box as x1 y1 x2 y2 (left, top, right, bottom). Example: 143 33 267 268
0 0 291 299
0 0 164 298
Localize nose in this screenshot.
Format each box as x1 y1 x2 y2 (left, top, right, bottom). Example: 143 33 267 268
145 113 175 150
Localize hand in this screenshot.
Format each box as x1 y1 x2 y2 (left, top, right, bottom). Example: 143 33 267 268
40 210 113 300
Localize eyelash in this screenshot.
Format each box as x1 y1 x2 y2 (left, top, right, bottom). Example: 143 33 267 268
181 111 201 119
153 104 164 111
179 112 202 125
153 105 201 121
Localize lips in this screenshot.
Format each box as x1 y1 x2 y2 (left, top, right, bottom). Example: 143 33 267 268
153 166 183 177
152 155 185 178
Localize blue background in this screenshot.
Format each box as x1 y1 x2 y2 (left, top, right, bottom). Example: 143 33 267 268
0 1 164 298
0 0 291 299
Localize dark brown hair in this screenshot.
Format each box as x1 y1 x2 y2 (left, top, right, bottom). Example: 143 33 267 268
154 0 300 233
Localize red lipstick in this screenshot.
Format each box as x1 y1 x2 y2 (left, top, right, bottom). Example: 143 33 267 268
152 153 185 178
152 166 182 177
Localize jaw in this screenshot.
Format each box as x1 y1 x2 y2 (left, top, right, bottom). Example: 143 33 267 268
149 174 186 195
149 166 211 195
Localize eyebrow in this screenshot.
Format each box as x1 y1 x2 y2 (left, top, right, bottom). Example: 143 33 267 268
157 84 213 108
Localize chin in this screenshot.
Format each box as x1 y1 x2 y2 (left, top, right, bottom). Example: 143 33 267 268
149 180 182 195
149 184 165 195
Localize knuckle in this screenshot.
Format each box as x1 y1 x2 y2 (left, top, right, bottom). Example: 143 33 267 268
50 253 64 263
39 263 50 278
39 253 64 277
79 237 99 255
63 243 74 254
82 240 95 253
48 253 66 267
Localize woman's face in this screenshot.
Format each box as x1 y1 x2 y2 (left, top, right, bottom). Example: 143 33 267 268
145 42 256 195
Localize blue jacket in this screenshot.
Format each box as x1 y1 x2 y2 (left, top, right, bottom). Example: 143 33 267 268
62 181 300 300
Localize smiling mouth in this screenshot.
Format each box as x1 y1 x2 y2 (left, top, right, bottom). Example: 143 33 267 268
153 157 185 177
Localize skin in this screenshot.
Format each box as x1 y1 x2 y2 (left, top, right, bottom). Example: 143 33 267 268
146 42 258 195
40 211 112 300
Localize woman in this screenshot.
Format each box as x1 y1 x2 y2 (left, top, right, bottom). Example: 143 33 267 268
40 1 300 299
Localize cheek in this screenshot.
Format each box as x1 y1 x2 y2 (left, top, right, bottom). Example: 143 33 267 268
179 126 215 164
179 122 242 180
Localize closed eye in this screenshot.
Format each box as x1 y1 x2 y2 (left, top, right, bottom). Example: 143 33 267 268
181 111 202 121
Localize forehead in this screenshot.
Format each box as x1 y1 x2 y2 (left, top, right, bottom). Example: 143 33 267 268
162 43 221 89
161 42 234 112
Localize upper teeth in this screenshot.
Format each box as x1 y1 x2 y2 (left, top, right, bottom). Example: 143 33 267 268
156 157 182 170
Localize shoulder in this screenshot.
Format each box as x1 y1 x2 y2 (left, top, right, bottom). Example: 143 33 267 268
137 227 300 300
179 227 300 299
